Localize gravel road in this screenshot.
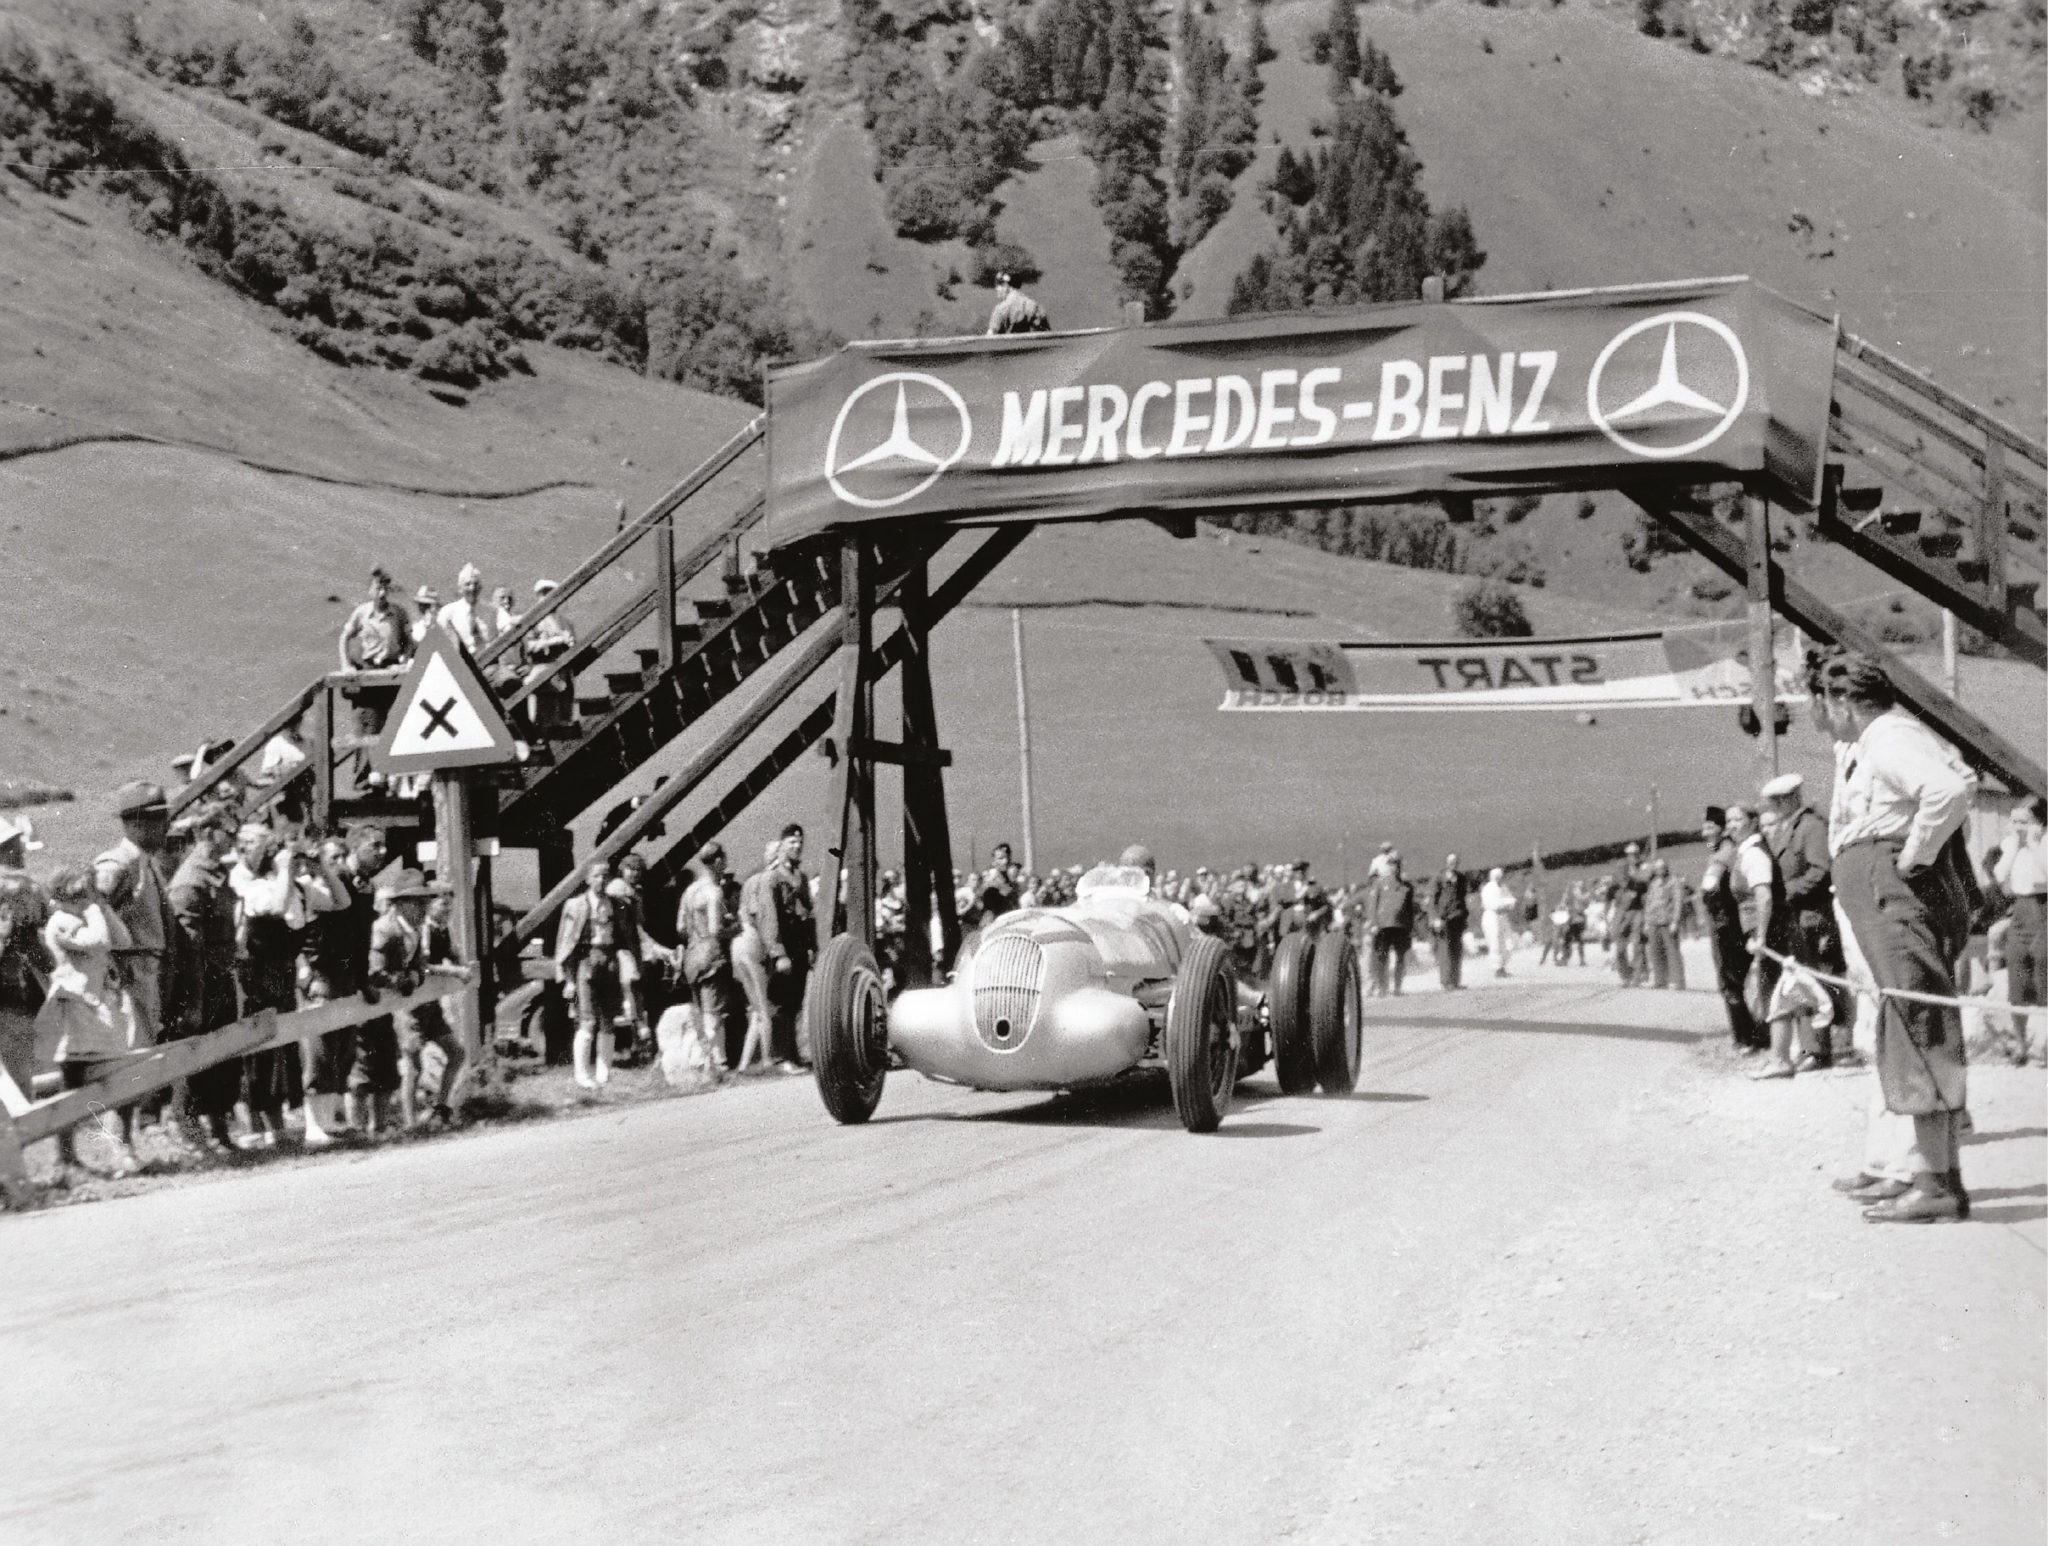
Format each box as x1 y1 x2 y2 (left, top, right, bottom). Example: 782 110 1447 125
2 976 2040 1545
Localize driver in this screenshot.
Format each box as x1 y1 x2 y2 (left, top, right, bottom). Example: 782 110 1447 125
1076 845 1191 924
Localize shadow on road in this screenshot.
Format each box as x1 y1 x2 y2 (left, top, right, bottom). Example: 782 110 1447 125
1964 1126 2048 1147
1388 1015 1703 1045
1212 1122 1322 1139
1336 1091 1429 1103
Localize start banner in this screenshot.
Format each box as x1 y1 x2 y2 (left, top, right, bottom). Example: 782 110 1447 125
764 278 1838 548
1205 623 1810 712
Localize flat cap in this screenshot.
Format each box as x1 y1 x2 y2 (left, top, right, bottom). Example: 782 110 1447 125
114 780 169 817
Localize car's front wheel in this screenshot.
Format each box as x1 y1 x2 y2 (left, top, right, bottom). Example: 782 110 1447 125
1166 934 1238 1133
808 933 889 1124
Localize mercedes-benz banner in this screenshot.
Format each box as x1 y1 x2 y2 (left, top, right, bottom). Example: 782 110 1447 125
763 278 1838 548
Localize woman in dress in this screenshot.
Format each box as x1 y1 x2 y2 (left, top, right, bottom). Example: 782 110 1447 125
38 865 143 1179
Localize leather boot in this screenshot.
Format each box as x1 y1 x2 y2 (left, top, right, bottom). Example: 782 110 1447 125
1946 1167 1971 1220
1863 1174 1962 1224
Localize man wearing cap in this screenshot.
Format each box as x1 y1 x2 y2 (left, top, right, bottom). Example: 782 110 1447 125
986 272 1050 335
1361 853 1418 996
166 805 242 1149
1698 807 1761 1049
1762 771 1846 1064
0 814 49 1103
1608 842 1650 987
95 781 182 1051
765 824 815 1070
411 586 442 647
338 567 414 673
556 859 627 1089
1428 855 1470 990
1727 803 1788 1054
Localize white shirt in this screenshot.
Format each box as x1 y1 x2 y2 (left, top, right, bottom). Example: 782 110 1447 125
1479 879 1515 915
437 596 495 655
1827 707 1975 870
1996 834 2046 897
1734 832 1776 892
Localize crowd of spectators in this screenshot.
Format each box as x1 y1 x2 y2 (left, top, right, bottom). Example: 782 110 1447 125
0 780 467 1183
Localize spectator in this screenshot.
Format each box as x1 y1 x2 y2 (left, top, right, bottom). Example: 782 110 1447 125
1819 652 1976 1222
986 272 1051 335
522 580 579 732
337 567 414 672
1642 858 1687 990
1217 870 1262 979
1992 796 2045 1064
1763 770 1846 1065
490 585 521 637
607 858 677 1061
166 805 242 1152
371 870 465 1125
299 826 384 1144
732 840 781 1073
0 814 49 1105
1479 867 1516 977
765 823 815 1070
977 843 1023 920
1361 853 1417 996
1698 807 1761 1049
1608 842 1649 986
94 781 179 1052
254 712 311 828
678 845 738 1078
1291 862 1333 935
229 823 339 1147
1725 804 1785 1062
1558 880 1590 966
411 587 442 646
555 859 625 1091
39 865 142 1179
437 563 496 656
1428 854 1469 990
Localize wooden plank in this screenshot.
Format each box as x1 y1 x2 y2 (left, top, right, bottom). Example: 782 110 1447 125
1833 358 1993 470
1829 408 1984 517
167 680 322 819
1982 437 2010 614
1745 494 1779 782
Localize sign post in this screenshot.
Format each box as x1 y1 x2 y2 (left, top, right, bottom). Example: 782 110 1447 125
370 630 522 1094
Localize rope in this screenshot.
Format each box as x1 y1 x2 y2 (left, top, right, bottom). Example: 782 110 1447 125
1753 942 1990 1015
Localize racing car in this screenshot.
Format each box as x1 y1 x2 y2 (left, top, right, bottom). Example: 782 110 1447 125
804 863 1362 1132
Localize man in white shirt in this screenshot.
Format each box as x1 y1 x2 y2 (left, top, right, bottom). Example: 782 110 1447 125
1820 653 1976 1224
437 563 496 656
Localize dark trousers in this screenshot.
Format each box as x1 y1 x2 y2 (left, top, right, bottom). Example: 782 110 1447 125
1368 928 1410 995
769 963 809 1065
1612 911 1646 984
1710 924 1762 1047
1436 924 1464 989
1833 838 1967 1118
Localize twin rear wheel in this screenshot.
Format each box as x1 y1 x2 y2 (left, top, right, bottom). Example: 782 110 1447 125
1268 931 1362 1099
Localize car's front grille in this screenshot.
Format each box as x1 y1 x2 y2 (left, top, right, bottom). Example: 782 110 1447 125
972 935 1043 1052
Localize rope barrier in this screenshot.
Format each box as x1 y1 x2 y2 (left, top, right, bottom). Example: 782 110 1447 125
1752 942 2003 1015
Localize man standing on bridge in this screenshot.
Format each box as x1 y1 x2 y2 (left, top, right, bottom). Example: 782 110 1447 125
986 272 1051 336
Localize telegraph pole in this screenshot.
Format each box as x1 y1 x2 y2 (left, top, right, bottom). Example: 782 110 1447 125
1011 608 1038 874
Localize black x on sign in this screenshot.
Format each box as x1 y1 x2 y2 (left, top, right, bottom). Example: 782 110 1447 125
370 629 520 774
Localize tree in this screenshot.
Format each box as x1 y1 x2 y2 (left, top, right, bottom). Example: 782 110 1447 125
1324 0 1361 95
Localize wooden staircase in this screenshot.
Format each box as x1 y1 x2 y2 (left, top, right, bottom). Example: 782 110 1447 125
1820 330 2046 668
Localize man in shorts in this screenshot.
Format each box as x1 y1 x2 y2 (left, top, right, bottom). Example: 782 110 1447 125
369 869 465 1127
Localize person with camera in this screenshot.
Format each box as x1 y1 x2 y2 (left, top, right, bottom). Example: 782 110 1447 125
228 821 345 1148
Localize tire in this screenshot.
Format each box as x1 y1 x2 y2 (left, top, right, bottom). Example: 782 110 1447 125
807 933 889 1124
1166 934 1239 1133
1267 932 1318 1094
1309 932 1362 1094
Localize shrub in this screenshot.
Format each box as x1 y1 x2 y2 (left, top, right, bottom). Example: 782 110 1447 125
1453 578 1534 638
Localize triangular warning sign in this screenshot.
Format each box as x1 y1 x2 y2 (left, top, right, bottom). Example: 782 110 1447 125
371 628 521 774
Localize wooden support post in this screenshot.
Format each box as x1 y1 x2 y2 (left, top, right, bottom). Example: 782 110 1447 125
432 771 486 1085
655 521 677 673
1942 608 1960 700
1981 436 2009 616
899 560 959 986
0 1061 29 1208
1745 493 1780 781
312 681 334 834
817 536 876 949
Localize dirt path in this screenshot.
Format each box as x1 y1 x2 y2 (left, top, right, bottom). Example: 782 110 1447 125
1 980 2039 1544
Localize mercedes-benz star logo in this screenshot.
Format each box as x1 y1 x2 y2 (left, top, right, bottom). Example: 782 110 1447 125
825 372 973 509
1586 311 1750 460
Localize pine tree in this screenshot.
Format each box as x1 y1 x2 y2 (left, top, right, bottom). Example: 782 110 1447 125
1324 0 1361 96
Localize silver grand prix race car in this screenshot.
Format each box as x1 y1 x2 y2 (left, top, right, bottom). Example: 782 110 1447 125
804 865 1362 1132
